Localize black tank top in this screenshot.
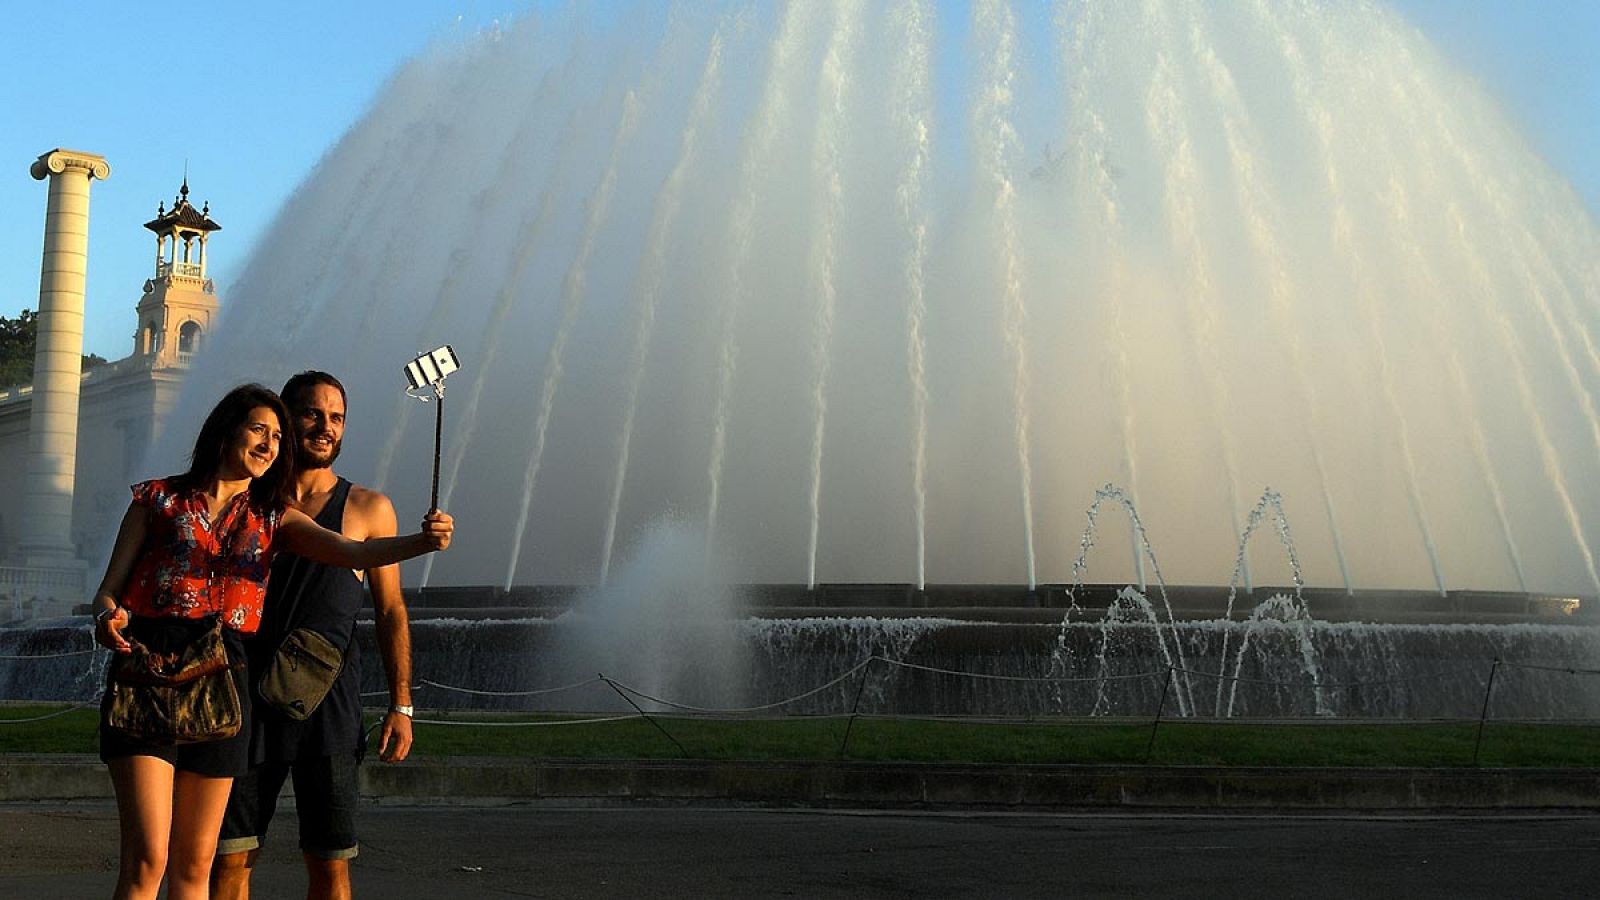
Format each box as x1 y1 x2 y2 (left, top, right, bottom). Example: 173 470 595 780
252 477 367 762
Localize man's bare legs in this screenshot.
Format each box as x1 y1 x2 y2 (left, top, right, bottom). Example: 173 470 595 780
210 848 352 899
306 855 353 900
210 848 260 900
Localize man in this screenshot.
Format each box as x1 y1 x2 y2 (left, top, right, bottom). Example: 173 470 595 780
212 371 416 900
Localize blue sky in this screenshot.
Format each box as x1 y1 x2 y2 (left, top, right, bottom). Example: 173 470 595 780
2 0 1596 361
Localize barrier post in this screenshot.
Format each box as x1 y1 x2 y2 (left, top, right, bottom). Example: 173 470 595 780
602 673 689 759
1145 667 1174 764
1472 659 1500 767
837 657 877 760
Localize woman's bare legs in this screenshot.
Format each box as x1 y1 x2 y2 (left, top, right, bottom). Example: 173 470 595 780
167 770 235 900
109 755 174 900
108 756 234 900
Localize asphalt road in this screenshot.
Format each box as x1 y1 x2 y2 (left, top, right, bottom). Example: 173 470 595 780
1 803 1594 898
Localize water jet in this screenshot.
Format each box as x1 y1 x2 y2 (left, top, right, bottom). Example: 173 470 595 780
82 0 1600 717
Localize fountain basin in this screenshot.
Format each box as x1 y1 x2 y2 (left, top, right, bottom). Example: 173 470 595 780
7 586 1596 720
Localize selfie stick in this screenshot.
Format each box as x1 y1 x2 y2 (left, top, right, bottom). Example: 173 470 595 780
403 345 461 512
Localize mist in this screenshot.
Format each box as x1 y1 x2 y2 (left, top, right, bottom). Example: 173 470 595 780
145 0 1600 596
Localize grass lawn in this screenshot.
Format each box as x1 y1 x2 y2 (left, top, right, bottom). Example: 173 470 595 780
4 704 1597 768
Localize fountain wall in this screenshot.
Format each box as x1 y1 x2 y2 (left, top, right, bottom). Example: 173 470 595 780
362 615 1600 719
8 602 1599 719
129 0 1600 598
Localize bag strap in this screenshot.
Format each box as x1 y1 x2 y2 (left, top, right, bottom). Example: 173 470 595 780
273 479 358 660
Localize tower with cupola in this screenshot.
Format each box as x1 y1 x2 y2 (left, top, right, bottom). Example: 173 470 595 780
133 179 221 366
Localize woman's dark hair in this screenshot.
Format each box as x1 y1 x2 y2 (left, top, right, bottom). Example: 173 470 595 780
173 384 295 509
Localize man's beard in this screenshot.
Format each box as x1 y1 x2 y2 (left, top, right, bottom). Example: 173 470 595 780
299 435 342 470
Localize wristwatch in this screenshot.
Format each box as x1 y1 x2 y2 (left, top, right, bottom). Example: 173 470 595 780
390 705 414 717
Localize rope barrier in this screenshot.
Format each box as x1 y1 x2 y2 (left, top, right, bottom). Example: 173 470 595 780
375 654 1589 718
1170 666 1468 689
826 711 1107 727
410 713 642 728
602 674 689 757
0 648 97 660
0 701 97 724
416 676 605 698
6 650 1600 728
1497 661 1600 677
603 659 875 714
360 684 432 699
879 657 1164 684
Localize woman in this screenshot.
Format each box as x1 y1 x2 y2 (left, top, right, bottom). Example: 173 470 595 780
89 384 452 900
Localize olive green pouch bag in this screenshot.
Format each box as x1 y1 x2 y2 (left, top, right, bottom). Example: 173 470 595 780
258 627 344 721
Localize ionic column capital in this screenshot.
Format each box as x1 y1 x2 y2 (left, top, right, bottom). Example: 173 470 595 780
30 148 111 181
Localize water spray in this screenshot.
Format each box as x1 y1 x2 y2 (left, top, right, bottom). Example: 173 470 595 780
403 344 461 512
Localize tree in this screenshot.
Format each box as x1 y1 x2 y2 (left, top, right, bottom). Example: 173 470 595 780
0 309 107 390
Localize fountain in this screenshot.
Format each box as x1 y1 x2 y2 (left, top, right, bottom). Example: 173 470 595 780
145 0 1600 596
17 0 1600 718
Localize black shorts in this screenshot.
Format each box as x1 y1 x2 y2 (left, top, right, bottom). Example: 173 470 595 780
217 752 362 860
98 616 253 778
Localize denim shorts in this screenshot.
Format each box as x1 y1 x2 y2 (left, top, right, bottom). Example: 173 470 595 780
216 752 361 860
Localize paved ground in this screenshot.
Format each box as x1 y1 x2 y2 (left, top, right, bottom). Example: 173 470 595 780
1 802 1596 898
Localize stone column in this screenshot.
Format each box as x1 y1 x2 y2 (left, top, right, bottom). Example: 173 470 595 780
13 150 110 585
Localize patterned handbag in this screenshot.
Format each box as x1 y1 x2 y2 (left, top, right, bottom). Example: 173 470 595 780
106 618 241 745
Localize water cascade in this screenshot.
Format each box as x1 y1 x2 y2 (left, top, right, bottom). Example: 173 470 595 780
140 0 1600 599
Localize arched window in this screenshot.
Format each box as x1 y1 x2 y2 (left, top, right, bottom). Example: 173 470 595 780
142 323 158 355
178 320 202 355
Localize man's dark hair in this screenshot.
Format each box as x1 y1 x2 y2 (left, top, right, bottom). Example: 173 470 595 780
174 383 294 510
280 370 347 412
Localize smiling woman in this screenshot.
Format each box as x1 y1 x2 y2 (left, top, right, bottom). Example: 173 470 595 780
188 385 296 518
229 409 284 481
80 382 455 900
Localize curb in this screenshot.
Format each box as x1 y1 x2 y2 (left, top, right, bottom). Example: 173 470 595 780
5 755 1599 811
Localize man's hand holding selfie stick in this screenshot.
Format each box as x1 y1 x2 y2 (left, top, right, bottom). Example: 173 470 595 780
405 344 461 548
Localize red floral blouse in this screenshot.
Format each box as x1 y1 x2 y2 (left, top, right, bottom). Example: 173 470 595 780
119 478 283 633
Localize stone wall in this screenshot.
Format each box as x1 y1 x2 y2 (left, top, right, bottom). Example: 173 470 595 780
0 360 183 617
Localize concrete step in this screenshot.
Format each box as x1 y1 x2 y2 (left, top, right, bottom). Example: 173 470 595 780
6 754 1598 811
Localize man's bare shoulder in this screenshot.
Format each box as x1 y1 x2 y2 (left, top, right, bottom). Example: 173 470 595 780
344 482 394 510
341 480 399 538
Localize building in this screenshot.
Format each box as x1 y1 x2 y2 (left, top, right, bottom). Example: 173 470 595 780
0 162 219 621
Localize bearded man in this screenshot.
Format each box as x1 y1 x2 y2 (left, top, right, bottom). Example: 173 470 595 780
212 371 416 900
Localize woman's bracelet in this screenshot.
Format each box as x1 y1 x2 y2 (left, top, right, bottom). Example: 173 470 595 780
94 605 122 623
